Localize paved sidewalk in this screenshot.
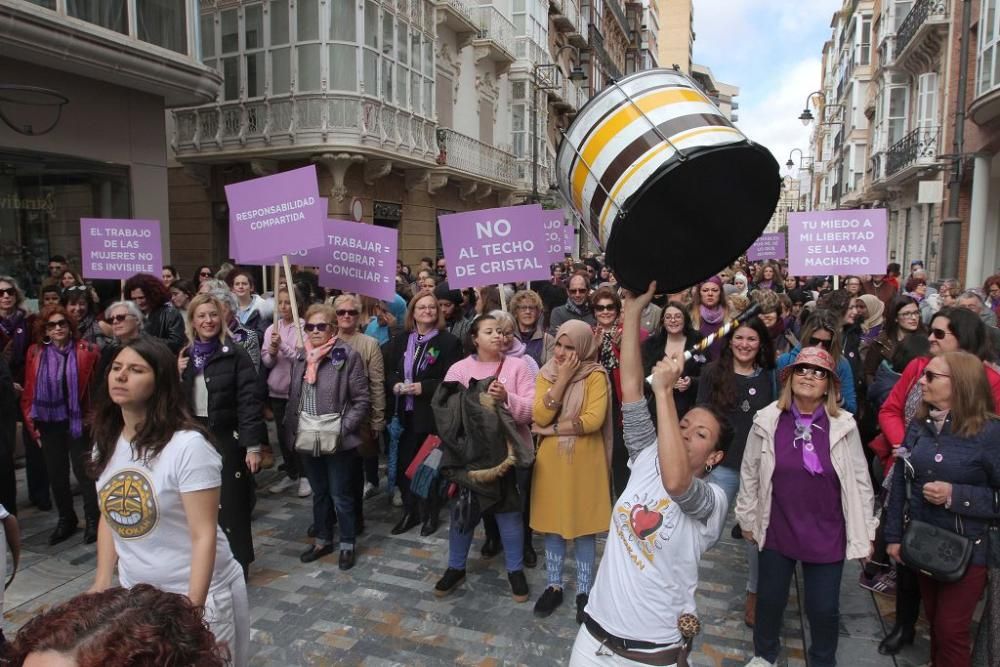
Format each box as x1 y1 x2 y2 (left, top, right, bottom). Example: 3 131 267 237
2 467 925 666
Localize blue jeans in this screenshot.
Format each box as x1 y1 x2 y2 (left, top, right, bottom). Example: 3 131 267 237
302 449 357 549
449 510 524 572
544 533 597 594
709 465 758 594
754 548 844 667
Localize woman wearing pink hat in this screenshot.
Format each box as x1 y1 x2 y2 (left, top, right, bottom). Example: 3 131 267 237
737 346 877 667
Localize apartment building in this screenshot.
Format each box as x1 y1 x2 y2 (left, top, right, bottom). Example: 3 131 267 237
655 0 692 73
0 0 219 294
766 176 804 234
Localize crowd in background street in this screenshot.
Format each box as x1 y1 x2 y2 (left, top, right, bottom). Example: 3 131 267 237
2 252 1000 666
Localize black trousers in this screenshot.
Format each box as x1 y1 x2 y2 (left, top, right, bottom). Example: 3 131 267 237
37 421 97 523
0 412 16 514
269 398 300 480
20 413 49 507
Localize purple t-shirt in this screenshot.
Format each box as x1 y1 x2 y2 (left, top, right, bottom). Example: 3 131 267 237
764 409 846 563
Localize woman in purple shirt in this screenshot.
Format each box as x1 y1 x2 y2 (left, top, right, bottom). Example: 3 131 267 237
736 347 877 667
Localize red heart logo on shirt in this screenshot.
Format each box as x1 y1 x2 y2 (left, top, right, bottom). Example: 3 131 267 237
629 504 663 539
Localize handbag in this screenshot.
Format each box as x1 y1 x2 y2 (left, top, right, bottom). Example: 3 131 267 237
899 460 973 583
405 434 442 480
294 412 343 457
451 486 481 535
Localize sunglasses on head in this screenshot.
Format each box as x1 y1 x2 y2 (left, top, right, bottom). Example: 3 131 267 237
930 328 951 340
304 322 330 332
593 303 618 313
106 314 132 324
0 287 16 297
807 336 832 349
336 309 358 317
793 365 829 380
45 319 69 330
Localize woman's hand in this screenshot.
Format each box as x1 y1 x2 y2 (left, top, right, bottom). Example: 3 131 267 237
743 529 756 544
531 423 555 436
621 281 657 318
246 451 261 473
674 376 691 393
922 481 953 506
650 356 683 395
178 354 189 374
555 351 579 383
270 331 280 351
891 446 905 458
487 380 508 403
409 382 422 396
887 543 902 563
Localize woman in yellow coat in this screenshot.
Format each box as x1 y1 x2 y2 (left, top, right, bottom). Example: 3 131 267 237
530 319 613 623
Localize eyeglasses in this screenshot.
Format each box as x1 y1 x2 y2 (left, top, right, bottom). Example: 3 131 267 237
0 287 16 297
336 309 358 317
793 365 829 379
663 314 684 321
929 328 952 340
897 310 920 319
199 271 212 277
807 336 832 349
568 288 588 294
922 369 951 382
304 322 330 332
45 319 69 331
106 314 133 324
593 303 618 313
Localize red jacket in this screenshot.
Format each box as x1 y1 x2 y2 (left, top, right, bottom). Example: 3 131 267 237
21 340 100 437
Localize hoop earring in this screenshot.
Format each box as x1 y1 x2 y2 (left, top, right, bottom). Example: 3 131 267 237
42 335 51 345
705 464 715 474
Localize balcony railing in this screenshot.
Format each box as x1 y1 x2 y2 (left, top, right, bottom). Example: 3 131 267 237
895 0 947 57
886 125 940 176
550 0 580 33
435 128 518 186
434 0 478 35
171 94 437 162
515 36 549 68
471 5 516 62
604 0 629 38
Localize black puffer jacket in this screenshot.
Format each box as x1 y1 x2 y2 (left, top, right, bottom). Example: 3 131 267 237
145 305 186 354
180 341 263 446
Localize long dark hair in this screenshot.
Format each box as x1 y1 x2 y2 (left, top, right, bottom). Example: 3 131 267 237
91 337 211 476
647 300 701 349
705 316 775 411
932 307 993 361
884 295 925 340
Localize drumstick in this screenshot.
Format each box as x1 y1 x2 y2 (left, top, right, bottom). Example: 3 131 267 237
645 303 761 384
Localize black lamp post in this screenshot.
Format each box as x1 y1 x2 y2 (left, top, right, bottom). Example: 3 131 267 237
531 45 587 202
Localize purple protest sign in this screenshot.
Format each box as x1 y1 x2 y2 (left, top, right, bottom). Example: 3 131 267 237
225 165 325 262
306 220 397 301
229 198 328 264
747 233 786 262
543 210 575 263
80 218 162 280
787 209 887 277
439 205 551 289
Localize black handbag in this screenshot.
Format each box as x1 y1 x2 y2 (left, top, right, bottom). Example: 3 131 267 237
451 487 481 535
899 460 973 583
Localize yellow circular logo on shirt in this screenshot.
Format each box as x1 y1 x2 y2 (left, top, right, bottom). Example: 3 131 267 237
99 469 158 539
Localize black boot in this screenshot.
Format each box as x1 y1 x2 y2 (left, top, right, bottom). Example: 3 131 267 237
391 512 420 535
420 497 440 536
49 518 78 546
878 624 915 655
523 527 537 568
83 517 99 544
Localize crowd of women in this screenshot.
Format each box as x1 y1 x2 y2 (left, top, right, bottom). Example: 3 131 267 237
2 253 1000 666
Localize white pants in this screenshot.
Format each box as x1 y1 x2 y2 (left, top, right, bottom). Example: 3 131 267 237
569 624 680 667
204 575 250 667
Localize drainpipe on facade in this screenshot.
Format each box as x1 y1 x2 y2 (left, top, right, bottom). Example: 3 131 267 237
940 0 973 281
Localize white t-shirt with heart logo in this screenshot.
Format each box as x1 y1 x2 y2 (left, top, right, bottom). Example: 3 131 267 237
585 401 728 645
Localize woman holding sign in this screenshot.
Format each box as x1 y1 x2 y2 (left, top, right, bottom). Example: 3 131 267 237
383 293 462 535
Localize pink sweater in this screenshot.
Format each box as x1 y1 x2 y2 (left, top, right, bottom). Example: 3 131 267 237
444 354 536 445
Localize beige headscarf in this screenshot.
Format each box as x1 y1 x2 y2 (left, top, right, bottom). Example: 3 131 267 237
538 320 614 462
858 294 885 334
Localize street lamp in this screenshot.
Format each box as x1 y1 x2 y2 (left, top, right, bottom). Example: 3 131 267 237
532 45 587 202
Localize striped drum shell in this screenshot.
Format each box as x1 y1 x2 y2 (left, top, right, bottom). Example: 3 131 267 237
557 68 780 293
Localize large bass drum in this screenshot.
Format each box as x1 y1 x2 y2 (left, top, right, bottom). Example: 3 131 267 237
557 68 780 293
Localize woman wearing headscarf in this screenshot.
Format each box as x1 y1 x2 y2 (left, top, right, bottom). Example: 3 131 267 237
855 294 885 346
530 320 613 623
732 272 750 299
689 276 729 361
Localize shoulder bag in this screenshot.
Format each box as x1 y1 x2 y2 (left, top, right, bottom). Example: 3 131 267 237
899 459 973 583
295 412 342 456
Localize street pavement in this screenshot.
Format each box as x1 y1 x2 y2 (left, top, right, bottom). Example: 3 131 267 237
3 464 931 666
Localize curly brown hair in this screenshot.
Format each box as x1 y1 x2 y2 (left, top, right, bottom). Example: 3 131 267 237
123 273 170 311
3 584 229 666
32 304 79 344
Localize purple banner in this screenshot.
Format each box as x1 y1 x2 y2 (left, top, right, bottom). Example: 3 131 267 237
543 210 575 264
229 198 328 265
80 218 162 280
310 220 398 301
747 233 786 262
225 165 325 263
438 204 551 289
787 209 888 277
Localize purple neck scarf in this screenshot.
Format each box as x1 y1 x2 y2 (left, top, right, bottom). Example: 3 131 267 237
790 402 825 476
32 342 83 438
402 329 439 411
191 338 220 373
700 304 724 326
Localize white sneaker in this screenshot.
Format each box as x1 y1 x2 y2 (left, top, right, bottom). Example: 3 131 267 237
744 658 774 667
297 477 312 498
391 488 403 507
363 481 380 500
267 476 295 494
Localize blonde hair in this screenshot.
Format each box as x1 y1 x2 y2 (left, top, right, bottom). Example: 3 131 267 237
916 350 995 438
304 303 336 324
509 289 543 312
332 293 360 311
185 294 229 346
777 368 842 418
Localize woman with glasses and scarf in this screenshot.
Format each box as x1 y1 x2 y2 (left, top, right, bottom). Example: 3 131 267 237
776 311 858 414
21 305 100 545
382 292 462 536
874 306 1000 656
689 276 730 361
739 347 876 667
179 294 263 578
62 286 110 350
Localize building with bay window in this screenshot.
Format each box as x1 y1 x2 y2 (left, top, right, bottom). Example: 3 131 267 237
0 0 219 297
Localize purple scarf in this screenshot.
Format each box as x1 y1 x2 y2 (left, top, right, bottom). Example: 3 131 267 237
790 402 825 475
403 329 439 411
31 342 83 438
699 304 725 326
191 338 220 373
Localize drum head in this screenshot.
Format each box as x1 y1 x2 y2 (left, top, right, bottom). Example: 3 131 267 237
605 141 780 294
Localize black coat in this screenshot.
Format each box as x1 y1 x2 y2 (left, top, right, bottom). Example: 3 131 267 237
641 330 704 419
145 305 186 354
382 329 462 435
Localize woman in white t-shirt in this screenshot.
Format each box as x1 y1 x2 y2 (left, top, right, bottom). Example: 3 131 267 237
88 336 249 666
570 283 731 667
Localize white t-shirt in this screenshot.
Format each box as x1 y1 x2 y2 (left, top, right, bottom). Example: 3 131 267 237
585 444 727 645
95 430 242 594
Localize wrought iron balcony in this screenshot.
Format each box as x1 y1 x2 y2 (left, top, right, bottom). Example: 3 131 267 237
170 94 437 164
471 5 516 65
886 125 940 178
894 0 948 66
434 128 518 188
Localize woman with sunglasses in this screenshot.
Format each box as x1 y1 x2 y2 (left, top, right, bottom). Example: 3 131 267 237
862 296 925 386
21 305 101 545
287 304 369 569
383 292 462 535
884 351 1000 666
776 311 858 414
875 306 1000 656
689 276 730 361
196 265 215 285
96 301 146 380
179 294 264 578
739 347 876 667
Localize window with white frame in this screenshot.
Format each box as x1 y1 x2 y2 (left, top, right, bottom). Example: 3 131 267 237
887 82 909 146
859 16 871 65
916 72 938 133
270 1 291 95
978 0 999 95
513 0 547 60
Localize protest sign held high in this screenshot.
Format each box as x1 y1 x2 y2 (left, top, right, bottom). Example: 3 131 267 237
312 220 398 301
787 209 888 277
80 218 163 280
747 233 786 262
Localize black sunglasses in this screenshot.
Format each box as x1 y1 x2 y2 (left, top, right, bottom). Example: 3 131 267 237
336 309 358 317
593 304 618 313
45 319 69 330
929 328 952 340
0 287 16 297
304 322 330 332
199 271 212 277
807 336 832 349
106 313 132 324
